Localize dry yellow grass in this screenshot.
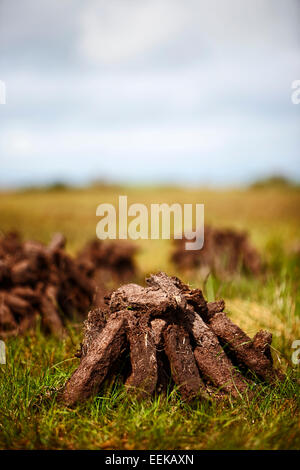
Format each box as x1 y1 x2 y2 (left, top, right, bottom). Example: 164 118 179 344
0 184 299 271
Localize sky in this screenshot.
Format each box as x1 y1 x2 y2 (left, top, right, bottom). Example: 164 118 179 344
0 0 299 187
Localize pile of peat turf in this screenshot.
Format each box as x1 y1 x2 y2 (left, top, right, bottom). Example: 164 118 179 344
0 232 94 337
76 239 138 308
61 272 284 406
172 226 262 277
0 233 138 337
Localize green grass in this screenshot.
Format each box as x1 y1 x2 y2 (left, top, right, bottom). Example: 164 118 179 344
0 185 300 449
0 327 299 450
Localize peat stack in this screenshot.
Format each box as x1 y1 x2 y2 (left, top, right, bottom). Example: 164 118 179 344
76 239 138 307
61 272 283 406
0 232 94 337
172 226 262 277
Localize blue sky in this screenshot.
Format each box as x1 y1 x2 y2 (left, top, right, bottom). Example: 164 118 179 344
0 0 299 187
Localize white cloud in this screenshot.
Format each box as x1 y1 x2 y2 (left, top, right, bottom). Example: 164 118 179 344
77 0 300 65
78 0 187 64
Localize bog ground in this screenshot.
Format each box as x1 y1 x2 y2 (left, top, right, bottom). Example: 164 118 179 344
0 184 299 449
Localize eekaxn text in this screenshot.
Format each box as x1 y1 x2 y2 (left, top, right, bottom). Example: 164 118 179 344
105 453 194 466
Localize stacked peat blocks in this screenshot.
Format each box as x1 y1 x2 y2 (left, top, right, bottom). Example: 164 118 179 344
0 233 138 338
61 272 283 405
0 232 94 337
172 226 262 277
76 239 137 308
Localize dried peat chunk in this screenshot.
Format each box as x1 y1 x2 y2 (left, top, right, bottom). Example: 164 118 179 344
0 260 10 283
5 293 32 316
10 259 37 284
10 286 40 304
61 314 127 406
208 312 278 382
151 319 170 394
40 285 65 336
206 300 225 318
145 272 187 310
146 272 208 317
76 239 137 283
18 311 37 334
184 306 249 396
125 313 158 398
55 251 94 297
80 308 107 357
23 239 48 258
110 282 177 316
183 288 208 317
0 232 22 257
241 238 262 276
253 330 273 364
147 272 210 319
151 318 167 345
47 233 66 253
0 302 18 333
146 272 181 293
92 284 109 309
163 324 207 401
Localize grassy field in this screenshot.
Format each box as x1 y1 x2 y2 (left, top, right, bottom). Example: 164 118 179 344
0 184 300 450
